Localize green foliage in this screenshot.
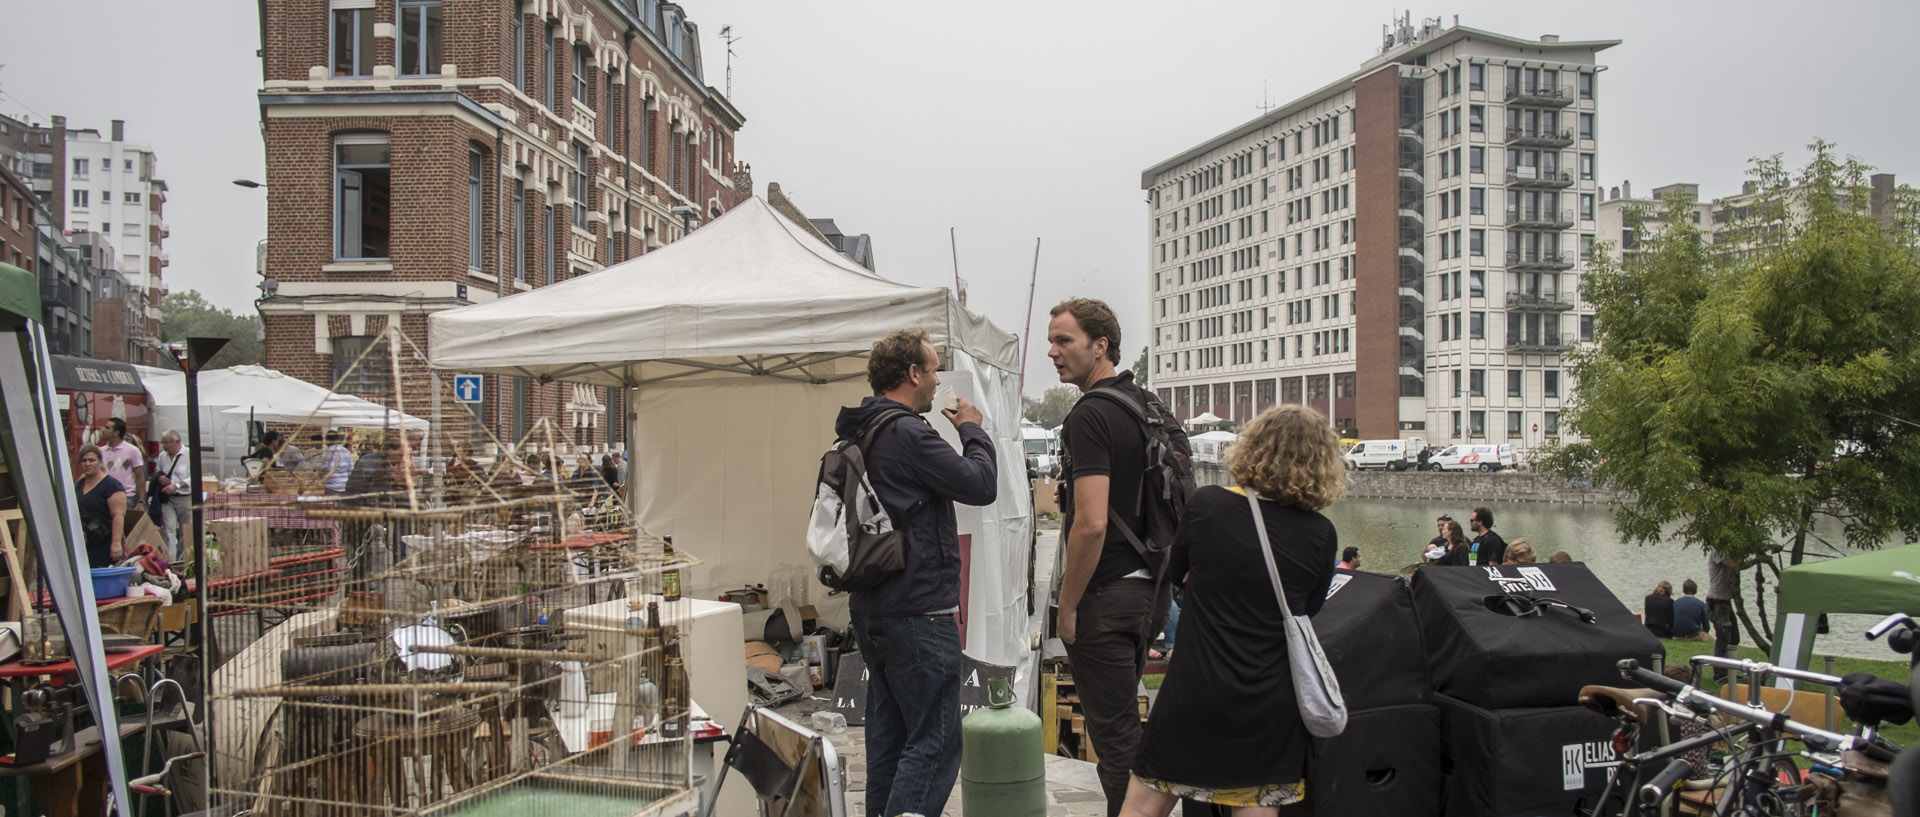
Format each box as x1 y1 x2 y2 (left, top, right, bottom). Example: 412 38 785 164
161 290 263 369
1131 346 1149 389
1545 143 1920 566
1024 385 1080 429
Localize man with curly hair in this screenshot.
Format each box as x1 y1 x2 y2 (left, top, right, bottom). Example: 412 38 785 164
834 329 997 817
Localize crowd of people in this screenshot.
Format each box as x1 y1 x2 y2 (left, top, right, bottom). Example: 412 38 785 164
1413 509 1569 568
70 420 632 569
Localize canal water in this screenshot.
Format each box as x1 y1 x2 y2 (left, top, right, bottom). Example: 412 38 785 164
1321 497 1901 661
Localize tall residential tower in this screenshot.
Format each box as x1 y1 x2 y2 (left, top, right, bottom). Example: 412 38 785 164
1143 18 1614 451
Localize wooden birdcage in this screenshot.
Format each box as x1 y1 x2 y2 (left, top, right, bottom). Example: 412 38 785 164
207 328 701 817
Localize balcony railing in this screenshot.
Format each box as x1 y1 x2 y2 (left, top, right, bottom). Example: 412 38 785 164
1505 84 1574 106
1506 334 1567 353
1505 249 1573 270
1399 151 1423 175
1506 167 1574 188
1505 291 1575 311
1504 127 1575 148
1504 208 1575 228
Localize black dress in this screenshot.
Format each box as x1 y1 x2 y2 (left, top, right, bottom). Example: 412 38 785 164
75 475 125 568
1643 593 1675 638
1134 485 1338 789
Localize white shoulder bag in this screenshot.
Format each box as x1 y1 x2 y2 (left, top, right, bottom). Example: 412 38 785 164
1244 488 1348 738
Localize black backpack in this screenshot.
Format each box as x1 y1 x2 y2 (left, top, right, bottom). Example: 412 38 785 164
1067 385 1195 577
806 409 917 592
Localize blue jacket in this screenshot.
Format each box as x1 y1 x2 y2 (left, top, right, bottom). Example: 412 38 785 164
834 396 998 616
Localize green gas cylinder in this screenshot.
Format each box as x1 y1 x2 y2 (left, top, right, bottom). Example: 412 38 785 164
961 676 1045 816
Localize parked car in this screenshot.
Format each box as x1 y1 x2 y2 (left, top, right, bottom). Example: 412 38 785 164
1343 438 1428 471
1430 443 1517 472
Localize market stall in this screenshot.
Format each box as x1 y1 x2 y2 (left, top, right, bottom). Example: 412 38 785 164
426 197 1035 671
1770 542 1920 677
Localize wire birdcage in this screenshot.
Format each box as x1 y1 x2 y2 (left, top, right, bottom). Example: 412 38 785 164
206 327 701 816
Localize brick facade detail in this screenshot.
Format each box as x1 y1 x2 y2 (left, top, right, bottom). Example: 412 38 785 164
258 0 745 453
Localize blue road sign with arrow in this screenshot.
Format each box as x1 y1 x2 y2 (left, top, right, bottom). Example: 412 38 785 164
454 374 483 404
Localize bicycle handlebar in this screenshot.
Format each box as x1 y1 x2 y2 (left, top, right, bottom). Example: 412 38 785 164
1638 758 1694 807
1616 660 1857 751
1685 655 1844 687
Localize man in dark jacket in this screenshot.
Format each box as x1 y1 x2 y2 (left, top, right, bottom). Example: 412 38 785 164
835 329 997 817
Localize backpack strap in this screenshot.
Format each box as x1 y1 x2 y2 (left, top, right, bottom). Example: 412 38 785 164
855 408 916 452
1078 386 1168 574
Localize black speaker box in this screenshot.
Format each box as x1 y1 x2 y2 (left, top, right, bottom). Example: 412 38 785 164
1437 694 1620 817
1312 570 1431 710
1310 703 1443 817
1179 703 1442 817
1411 563 1661 709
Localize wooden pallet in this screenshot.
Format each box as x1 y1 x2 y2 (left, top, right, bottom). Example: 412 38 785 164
1046 672 1150 762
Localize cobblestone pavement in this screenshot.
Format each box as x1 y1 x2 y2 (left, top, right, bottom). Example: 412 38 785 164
774 528 1117 816
775 695 1113 817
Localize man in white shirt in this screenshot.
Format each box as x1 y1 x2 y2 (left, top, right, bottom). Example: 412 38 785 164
152 429 193 560
319 431 356 494
98 417 145 515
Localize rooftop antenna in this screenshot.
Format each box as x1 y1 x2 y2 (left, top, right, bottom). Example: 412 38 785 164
1255 80 1275 115
719 25 741 98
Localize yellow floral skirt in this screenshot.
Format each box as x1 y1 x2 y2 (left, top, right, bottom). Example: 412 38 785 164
1135 776 1306 808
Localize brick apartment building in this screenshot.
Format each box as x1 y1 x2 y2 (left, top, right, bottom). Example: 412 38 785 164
0 164 33 272
256 0 745 452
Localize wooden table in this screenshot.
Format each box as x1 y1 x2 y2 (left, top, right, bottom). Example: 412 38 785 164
0 644 165 680
0 723 146 817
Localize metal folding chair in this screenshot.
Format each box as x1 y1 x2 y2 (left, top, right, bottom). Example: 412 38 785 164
704 706 847 817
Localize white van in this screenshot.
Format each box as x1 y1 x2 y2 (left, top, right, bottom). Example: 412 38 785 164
1021 424 1059 477
1431 444 1516 472
1343 438 1427 471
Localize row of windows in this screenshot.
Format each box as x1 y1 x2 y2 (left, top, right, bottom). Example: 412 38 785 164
1446 368 1564 399
1448 410 1561 439
1435 62 1597 103
1151 112 1348 209
331 0 441 78
68 190 142 209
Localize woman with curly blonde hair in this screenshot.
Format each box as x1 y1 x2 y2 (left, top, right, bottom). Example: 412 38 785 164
1124 405 1345 815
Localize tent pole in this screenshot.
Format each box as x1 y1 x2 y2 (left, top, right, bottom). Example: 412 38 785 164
1018 238 1041 398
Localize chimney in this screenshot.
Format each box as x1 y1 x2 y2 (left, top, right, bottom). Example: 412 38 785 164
111 120 124 141
1610 186 1619 200
732 161 753 199
1622 180 1631 199
1540 34 1560 43
51 115 66 130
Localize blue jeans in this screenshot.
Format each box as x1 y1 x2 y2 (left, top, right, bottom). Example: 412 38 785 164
1162 591 1182 651
849 610 963 817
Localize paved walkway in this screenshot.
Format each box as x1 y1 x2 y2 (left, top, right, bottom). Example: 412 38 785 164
775 528 1120 816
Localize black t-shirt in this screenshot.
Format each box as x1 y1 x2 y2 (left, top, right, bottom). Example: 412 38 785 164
1471 529 1508 565
1060 372 1151 590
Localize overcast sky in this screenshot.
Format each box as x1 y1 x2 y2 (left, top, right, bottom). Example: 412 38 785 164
3 1 1914 398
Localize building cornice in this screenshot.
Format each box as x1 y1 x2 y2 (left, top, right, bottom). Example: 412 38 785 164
258 91 512 132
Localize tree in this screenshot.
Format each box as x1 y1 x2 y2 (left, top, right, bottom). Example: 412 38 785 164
161 290 263 369
1132 346 1150 389
1024 385 1080 429
1543 144 1920 653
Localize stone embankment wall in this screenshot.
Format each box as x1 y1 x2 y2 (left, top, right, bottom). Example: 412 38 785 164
1195 463 1617 505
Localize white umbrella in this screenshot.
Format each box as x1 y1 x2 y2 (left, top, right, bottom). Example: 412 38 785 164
1189 411 1226 425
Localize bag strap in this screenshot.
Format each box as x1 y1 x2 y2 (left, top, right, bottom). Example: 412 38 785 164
1244 488 1294 618
855 408 916 452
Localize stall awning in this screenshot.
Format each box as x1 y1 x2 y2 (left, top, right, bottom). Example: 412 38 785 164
51 354 145 395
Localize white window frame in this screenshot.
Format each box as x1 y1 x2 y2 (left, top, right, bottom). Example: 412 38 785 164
334 133 392 261
330 0 376 79
397 0 443 77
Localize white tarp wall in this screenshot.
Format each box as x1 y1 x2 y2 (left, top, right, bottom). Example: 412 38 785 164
628 350 1033 668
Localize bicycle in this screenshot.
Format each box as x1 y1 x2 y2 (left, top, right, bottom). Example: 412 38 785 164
1581 616 1914 817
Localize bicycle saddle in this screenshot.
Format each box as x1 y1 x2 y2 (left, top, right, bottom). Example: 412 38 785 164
1580 684 1664 723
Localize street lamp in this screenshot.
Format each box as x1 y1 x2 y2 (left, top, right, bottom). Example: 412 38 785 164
232 179 264 189
165 336 228 791
669 204 699 236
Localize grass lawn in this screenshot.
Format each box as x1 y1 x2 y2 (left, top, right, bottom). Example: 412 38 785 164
1142 641 1914 747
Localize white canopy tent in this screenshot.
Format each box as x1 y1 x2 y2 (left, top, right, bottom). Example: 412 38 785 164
137 364 428 480
428 198 1035 668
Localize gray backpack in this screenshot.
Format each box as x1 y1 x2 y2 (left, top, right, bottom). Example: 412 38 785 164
806 409 916 592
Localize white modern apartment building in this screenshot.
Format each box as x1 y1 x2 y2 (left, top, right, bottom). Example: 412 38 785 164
1597 173 1904 265
1142 17 1613 451
63 120 169 305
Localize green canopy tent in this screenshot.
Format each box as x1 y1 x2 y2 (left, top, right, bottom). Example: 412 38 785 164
1771 542 1920 678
